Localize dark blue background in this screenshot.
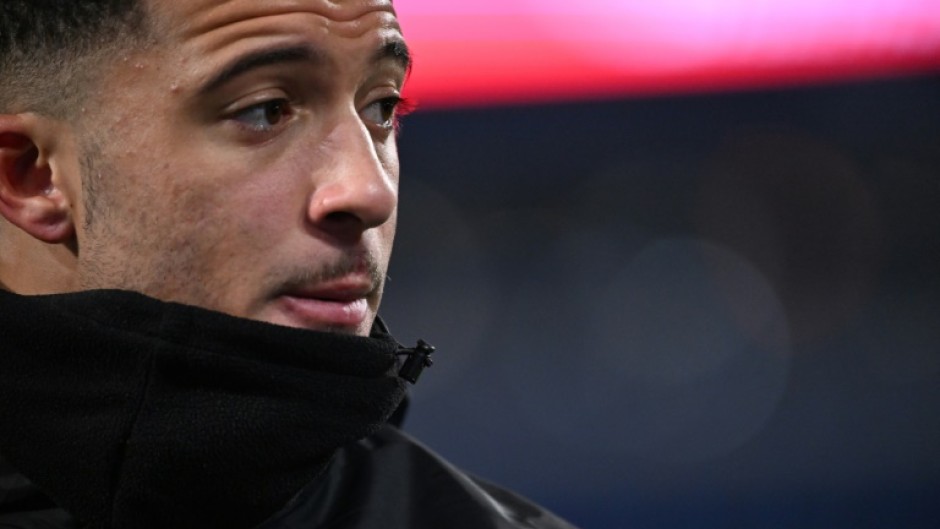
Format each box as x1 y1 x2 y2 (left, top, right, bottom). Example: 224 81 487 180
383 74 940 529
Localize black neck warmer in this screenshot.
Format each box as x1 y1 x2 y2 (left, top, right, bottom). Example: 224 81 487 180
0 289 408 529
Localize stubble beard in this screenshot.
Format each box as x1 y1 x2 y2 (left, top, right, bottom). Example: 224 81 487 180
76 141 389 328
76 140 221 306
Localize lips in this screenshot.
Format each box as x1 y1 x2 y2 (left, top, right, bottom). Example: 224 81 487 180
275 277 375 332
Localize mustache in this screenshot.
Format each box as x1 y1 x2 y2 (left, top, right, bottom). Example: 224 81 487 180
273 252 384 295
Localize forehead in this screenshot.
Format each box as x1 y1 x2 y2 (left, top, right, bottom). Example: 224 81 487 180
146 0 402 61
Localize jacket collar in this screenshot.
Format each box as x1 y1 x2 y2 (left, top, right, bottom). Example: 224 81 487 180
0 289 407 529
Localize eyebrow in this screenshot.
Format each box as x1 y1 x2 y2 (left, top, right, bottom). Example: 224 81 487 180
198 39 412 95
376 39 412 78
199 45 319 94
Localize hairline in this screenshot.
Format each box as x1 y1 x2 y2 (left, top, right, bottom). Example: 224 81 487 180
0 3 157 121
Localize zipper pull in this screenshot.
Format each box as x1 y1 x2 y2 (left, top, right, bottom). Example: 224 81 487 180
398 339 435 384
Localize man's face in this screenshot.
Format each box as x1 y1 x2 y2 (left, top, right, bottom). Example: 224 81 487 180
69 0 408 335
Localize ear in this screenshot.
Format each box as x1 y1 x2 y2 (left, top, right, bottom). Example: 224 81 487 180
0 114 75 243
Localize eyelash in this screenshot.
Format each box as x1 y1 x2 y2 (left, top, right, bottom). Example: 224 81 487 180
229 98 293 134
369 96 416 132
228 96 417 137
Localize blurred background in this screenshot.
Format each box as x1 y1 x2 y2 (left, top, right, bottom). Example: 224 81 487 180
383 2 940 528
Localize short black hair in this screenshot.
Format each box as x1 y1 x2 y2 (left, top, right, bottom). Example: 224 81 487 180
0 0 151 118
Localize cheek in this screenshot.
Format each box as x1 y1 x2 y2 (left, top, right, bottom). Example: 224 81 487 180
375 210 398 263
379 139 401 186
234 183 303 243
210 165 309 252
375 139 400 257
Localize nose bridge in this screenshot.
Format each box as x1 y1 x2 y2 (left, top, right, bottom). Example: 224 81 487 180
308 111 397 231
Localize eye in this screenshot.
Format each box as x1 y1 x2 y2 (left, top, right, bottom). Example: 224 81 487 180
230 98 292 133
361 96 414 131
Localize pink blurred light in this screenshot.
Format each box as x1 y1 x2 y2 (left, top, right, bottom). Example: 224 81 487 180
396 0 940 107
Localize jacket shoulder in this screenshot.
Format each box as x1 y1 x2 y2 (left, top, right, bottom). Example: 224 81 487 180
258 426 578 529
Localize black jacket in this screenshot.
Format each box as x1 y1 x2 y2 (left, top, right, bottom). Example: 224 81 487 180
0 290 575 529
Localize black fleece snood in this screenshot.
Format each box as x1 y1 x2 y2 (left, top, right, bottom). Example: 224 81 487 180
0 289 407 529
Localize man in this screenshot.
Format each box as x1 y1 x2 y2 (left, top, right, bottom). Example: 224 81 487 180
0 1 575 528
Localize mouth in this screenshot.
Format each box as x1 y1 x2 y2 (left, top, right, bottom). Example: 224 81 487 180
274 276 376 332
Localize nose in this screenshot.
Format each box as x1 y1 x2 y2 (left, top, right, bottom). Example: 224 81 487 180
307 116 398 242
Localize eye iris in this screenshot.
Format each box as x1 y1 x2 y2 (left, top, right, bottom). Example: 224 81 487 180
381 99 397 123
264 101 284 125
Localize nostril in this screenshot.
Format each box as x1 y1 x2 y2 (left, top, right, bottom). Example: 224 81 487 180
315 211 367 243
322 211 360 225
309 181 395 226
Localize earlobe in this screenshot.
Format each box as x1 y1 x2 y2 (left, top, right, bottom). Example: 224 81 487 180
0 115 75 243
